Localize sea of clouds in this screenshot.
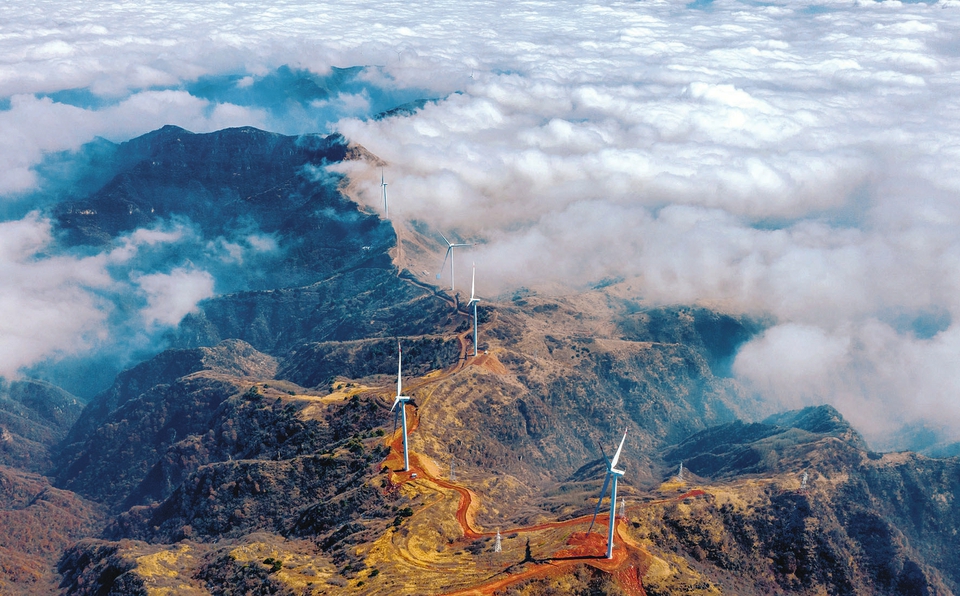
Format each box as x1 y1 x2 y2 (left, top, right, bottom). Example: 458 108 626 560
4 0 960 449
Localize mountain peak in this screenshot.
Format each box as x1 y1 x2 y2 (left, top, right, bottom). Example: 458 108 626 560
764 404 867 450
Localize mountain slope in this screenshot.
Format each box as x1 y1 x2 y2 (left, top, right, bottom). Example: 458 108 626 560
1 124 958 595
0 380 83 473
638 409 960 595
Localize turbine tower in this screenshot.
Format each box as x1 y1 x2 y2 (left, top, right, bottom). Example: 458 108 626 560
390 342 412 472
380 168 389 218
436 232 471 293
587 429 628 559
468 263 480 357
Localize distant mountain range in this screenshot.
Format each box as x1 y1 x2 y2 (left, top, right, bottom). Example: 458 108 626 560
0 125 957 595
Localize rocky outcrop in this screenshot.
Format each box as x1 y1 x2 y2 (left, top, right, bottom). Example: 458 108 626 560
63 339 277 449
173 267 457 356
0 466 104 596
0 380 83 473
648 407 960 594
277 335 461 388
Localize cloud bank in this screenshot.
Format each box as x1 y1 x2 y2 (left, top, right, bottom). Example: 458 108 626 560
0 214 215 378
5 0 960 447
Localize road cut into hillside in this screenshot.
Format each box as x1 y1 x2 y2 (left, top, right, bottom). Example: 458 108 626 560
370 329 724 595
378 401 715 594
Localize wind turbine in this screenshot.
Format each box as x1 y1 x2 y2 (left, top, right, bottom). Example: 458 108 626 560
587 429 628 559
380 168 388 218
390 342 412 472
436 232 471 293
468 263 480 357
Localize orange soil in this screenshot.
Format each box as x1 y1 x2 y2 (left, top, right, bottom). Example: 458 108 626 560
469 352 508 375
382 405 668 596
375 313 696 595
440 527 648 596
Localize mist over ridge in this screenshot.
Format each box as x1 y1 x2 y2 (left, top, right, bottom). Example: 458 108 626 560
3 0 960 449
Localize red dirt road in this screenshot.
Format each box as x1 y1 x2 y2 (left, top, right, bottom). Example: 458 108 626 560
383 410 657 596
375 323 703 595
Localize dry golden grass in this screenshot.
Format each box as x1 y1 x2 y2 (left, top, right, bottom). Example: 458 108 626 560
136 544 194 579
227 539 337 591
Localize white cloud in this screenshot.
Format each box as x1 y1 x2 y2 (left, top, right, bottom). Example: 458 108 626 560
135 267 215 328
0 214 211 377
0 214 111 375
3 0 960 446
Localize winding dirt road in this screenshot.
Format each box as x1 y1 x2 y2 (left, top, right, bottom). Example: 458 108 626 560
381 362 659 596
370 288 702 595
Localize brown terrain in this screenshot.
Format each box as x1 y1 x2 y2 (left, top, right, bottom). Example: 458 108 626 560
1 125 958 595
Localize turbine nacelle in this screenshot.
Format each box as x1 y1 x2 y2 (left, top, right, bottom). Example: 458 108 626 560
390 395 411 412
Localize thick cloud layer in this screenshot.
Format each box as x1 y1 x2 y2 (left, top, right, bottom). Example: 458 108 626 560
4 0 960 447
0 214 214 377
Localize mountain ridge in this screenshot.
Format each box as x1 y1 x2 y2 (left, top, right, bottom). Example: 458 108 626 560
0 124 956 595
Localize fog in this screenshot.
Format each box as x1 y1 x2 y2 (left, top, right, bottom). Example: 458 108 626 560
4 0 960 448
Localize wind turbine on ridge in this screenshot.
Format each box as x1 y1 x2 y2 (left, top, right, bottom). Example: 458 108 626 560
587 429 628 559
468 263 480 357
390 342 412 472
436 232 471 293
380 167 389 218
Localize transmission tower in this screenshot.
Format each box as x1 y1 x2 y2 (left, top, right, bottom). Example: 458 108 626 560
800 471 808 491
494 529 502 553
677 461 684 482
450 460 456 482
619 496 626 520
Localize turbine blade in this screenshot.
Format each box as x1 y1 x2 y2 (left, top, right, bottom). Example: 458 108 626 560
393 407 399 434
610 429 628 471
588 472 612 533
390 395 401 412
438 246 451 278
470 263 476 301
397 342 403 397
439 231 452 247
597 440 611 466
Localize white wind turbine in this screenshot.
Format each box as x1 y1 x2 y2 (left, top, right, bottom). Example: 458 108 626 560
380 168 389 218
436 232 471 293
390 342 412 472
468 263 480 357
587 429 628 559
